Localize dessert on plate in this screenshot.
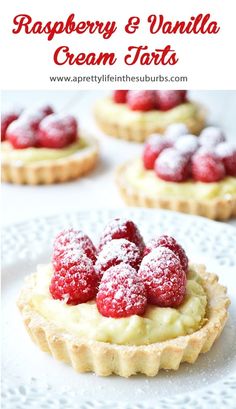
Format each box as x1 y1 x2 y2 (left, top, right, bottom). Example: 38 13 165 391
94 90 206 142
117 125 236 220
17 218 230 377
1 105 98 184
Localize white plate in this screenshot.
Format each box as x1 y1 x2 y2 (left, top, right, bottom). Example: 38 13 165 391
2 208 236 409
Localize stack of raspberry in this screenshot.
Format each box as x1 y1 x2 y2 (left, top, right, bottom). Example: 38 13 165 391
50 218 188 318
143 124 236 182
1 105 78 149
112 90 187 112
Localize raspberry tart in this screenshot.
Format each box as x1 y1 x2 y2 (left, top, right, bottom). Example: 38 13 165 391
94 91 206 142
117 126 236 220
17 218 230 377
1 105 98 184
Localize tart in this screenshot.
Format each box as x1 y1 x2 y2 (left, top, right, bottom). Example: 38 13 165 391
94 90 206 142
17 219 230 377
1 106 98 184
117 126 236 220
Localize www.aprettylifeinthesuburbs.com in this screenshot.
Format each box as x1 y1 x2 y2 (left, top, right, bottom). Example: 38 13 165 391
49 74 188 84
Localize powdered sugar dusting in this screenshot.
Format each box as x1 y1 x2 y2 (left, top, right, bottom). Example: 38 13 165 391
199 126 225 147
165 123 189 141
139 246 186 307
215 142 236 158
95 238 141 273
96 263 147 317
98 218 145 252
175 134 199 155
155 148 188 174
6 119 37 147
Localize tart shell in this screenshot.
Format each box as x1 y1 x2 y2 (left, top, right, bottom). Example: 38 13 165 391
1 134 99 185
94 100 206 142
17 265 230 377
116 162 236 221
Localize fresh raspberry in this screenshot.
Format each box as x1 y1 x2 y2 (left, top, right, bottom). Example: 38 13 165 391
138 247 186 307
174 134 199 157
127 91 156 111
112 90 128 103
215 142 236 176
96 264 147 318
37 114 77 149
6 119 37 149
155 91 187 111
199 127 225 148
143 235 188 273
53 228 97 271
192 152 225 182
95 239 141 276
165 123 189 143
98 218 145 253
143 134 171 170
1 108 22 141
21 105 54 130
50 254 98 305
154 148 191 182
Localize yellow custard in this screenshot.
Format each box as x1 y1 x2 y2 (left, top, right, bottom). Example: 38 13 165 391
95 98 202 128
30 264 207 346
124 159 236 201
1 139 87 164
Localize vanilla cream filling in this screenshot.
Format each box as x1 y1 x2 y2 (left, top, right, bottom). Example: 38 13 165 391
1 138 87 164
30 264 207 346
95 98 202 127
124 159 236 201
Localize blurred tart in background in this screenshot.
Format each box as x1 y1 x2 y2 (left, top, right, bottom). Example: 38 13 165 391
1 106 99 185
94 90 206 142
116 125 236 220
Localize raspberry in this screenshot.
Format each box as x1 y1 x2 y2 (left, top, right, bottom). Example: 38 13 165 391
95 239 141 276
37 114 77 149
154 148 191 182
143 235 188 273
174 134 199 157
1 108 22 141
127 91 156 111
98 218 145 252
215 142 236 176
112 90 128 103
53 229 97 271
138 247 186 307
199 127 225 148
192 152 225 182
50 254 98 305
6 119 37 149
21 105 54 131
155 91 187 111
143 134 171 170
96 264 147 318
165 123 189 143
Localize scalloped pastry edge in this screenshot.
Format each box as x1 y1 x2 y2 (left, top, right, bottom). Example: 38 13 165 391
116 162 236 220
94 101 206 142
17 265 230 377
1 135 99 185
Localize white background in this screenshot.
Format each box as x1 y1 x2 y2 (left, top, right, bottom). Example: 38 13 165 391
1 0 236 89
1 90 236 227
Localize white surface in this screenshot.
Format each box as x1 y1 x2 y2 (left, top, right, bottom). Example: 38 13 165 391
2 208 236 409
1 90 236 228
1 0 236 89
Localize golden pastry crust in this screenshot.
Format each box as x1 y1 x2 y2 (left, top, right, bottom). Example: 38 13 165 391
1 134 99 185
17 265 230 377
94 99 206 142
116 162 236 221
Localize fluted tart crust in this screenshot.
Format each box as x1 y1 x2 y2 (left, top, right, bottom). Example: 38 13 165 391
17 264 230 377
